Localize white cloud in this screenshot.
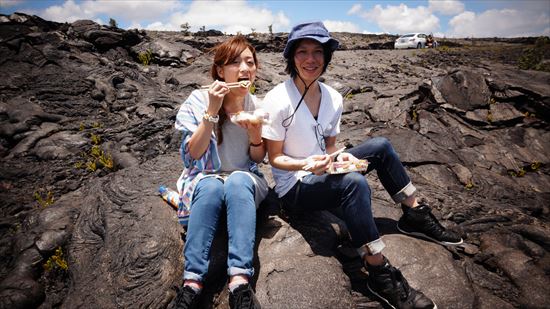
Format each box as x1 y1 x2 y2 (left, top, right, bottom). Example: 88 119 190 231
323 20 360 33
428 0 464 15
80 0 181 23
357 4 439 34
347 3 362 15
168 0 290 34
145 21 175 31
448 9 550 37
0 0 24 8
41 0 91 23
37 0 180 27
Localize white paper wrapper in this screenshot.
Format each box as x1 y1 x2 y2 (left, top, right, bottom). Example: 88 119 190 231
229 109 270 125
327 160 369 174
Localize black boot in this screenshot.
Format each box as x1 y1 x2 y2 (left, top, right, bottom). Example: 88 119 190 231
397 203 463 245
367 258 437 309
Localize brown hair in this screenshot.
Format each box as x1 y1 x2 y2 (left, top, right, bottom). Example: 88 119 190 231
209 35 258 145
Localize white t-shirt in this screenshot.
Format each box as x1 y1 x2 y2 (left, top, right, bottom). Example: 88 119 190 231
262 79 343 197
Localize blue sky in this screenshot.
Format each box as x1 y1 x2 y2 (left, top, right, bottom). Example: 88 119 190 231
1 0 549 37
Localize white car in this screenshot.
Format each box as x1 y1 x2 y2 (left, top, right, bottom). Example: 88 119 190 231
394 33 429 49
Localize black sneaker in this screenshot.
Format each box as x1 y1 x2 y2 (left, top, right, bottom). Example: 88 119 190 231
397 204 463 245
367 258 437 309
171 285 200 309
229 283 261 309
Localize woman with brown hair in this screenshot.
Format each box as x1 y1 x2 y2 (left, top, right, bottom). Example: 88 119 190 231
171 35 267 309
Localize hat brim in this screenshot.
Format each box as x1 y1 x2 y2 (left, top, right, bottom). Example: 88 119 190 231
283 36 339 58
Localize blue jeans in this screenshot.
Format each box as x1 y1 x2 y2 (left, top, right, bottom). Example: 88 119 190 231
183 172 257 282
281 137 415 255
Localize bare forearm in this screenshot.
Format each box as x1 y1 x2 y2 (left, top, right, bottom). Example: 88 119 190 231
188 121 215 160
249 142 266 163
269 154 307 171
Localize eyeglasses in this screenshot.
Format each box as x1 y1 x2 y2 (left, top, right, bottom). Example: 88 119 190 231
314 122 326 152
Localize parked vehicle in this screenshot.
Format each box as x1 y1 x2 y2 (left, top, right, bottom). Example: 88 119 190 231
394 33 435 49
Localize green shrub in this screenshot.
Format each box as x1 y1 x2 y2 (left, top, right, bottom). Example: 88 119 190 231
34 190 54 208
44 247 68 272
518 36 550 71
138 49 153 66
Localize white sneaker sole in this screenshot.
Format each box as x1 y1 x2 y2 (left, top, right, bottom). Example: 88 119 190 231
397 223 464 246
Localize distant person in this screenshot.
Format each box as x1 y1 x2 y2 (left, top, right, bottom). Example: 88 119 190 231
172 35 267 309
262 21 462 309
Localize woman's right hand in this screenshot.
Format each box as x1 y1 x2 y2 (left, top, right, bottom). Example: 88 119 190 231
303 154 331 175
207 80 229 114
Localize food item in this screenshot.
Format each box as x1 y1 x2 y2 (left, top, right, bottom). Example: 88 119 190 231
327 160 369 174
229 109 270 125
238 80 251 88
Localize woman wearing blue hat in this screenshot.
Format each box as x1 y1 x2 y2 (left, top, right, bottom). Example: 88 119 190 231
262 21 460 309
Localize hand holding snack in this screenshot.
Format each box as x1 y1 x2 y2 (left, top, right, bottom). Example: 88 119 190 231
303 154 331 175
230 108 270 125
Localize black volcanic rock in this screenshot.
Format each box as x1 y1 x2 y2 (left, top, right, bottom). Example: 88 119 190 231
0 13 549 309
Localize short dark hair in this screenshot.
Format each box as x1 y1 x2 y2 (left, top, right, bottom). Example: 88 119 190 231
284 39 334 78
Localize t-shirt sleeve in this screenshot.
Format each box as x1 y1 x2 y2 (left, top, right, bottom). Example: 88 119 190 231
261 90 286 141
329 92 343 136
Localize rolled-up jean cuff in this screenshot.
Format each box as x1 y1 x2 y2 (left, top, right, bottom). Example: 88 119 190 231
228 266 254 278
183 271 203 283
356 238 386 258
391 182 416 203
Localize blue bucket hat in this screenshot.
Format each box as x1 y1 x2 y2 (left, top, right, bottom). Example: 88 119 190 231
283 21 339 59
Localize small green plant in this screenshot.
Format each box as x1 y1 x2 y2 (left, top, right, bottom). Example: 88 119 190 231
74 134 115 173
180 22 191 35
98 152 114 170
79 122 85 131
9 222 21 234
109 18 118 28
531 161 541 171
465 182 475 190
486 111 493 123
86 160 97 172
90 145 102 158
43 247 68 272
436 45 450 53
138 49 153 66
268 24 273 39
34 190 54 208
344 92 354 100
411 109 418 123
92 122 102 129
90 133 101 145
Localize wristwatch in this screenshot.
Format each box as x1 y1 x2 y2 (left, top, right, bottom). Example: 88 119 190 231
203 112 219 124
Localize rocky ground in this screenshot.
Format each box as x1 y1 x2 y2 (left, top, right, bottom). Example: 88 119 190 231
0 13 549 309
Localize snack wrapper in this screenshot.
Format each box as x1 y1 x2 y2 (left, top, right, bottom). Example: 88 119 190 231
327 160 369 174
229 109 270 125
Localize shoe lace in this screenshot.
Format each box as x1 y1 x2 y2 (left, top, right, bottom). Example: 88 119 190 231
389 267 411 301
234 286 253 309
420 208 447 236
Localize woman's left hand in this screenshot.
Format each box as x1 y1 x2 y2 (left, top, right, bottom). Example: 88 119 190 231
336 152 359 162
235 119 262 145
